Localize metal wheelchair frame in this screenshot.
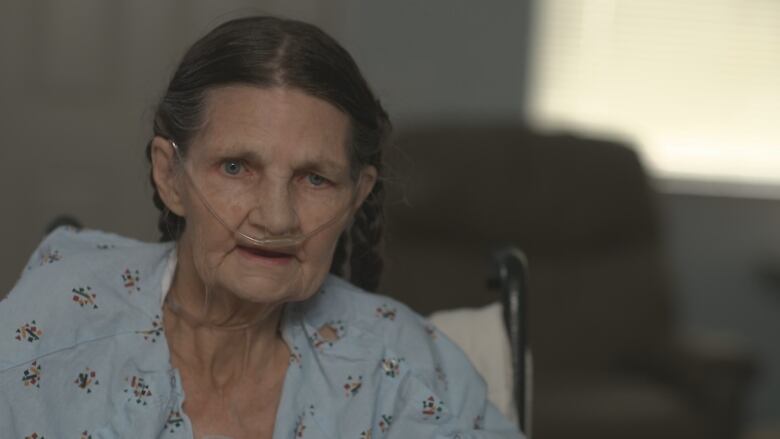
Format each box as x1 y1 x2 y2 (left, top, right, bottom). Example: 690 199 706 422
490 246 532 437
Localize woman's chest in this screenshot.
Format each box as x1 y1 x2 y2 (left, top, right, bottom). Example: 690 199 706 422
180 377 283 439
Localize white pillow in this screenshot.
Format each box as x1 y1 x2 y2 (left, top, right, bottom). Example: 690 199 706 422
428 302 518 425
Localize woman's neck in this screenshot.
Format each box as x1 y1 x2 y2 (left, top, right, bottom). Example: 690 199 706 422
162 251 289 388
164 299 285 386
163 285 290 439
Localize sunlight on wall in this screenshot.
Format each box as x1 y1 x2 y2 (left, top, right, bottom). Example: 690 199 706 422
528 0 780 193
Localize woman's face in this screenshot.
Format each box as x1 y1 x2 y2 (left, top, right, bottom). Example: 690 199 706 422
154 85 376 308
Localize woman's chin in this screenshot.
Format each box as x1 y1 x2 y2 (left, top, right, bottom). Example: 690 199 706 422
220 267 311 306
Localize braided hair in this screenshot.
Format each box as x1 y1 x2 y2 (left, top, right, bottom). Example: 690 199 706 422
145 16 390 291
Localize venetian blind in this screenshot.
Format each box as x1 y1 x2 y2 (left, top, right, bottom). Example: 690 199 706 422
527 0 780 192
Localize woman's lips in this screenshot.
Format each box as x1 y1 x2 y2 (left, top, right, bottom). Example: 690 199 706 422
236 245 295 265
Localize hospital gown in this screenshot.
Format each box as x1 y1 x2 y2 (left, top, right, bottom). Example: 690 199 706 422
0 227 523 438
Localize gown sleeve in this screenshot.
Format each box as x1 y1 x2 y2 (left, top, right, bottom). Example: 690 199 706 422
375 300 525 439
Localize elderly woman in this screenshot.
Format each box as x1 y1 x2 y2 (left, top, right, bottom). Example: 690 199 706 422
0 16 522 439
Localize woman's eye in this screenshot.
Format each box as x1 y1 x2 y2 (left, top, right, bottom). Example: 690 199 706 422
307 173 327 187
222 161 243 176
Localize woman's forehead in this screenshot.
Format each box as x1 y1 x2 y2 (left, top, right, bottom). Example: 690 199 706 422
192 85 352 165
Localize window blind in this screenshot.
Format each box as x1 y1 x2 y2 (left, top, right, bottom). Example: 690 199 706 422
528 0 780 192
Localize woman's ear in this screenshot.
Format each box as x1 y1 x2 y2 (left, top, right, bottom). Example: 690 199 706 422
354 165 378 209
150 136 186 217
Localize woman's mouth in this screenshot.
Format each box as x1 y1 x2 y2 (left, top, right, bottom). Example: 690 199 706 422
236 245 295 265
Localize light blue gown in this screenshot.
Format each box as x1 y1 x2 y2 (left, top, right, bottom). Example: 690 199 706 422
0 227 523 438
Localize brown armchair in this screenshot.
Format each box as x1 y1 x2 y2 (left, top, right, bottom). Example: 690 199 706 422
379 124 754 439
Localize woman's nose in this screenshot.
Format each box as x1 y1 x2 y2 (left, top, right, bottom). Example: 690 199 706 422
245 181 300 236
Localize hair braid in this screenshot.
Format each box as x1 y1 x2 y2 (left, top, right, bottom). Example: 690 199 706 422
329 232 349 278
348 179 385 291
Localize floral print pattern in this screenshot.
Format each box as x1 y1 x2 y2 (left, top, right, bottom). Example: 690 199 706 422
375 304 397 321
39 248 61 265
381 357 403 378
289 345 303 367
124 375 152 405
74 368 99 393
344 375 363 397
293 405 316 438
424 323 438 339
71 287 98 309
378 414 393 433
311 320 345 351
421 396 445 421
15 320 43 343
166 409 184 433
121 269 141 294
137 315 163 343
22 361 42 388
294 412 307 437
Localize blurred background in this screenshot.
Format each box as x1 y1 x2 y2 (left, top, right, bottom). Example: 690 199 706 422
0 0 778 437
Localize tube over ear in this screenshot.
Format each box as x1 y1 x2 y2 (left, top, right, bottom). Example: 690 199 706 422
150 136 186 217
